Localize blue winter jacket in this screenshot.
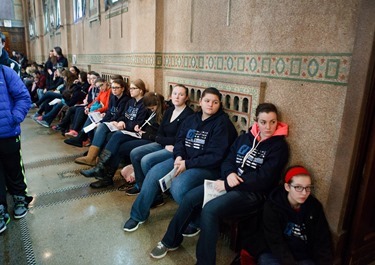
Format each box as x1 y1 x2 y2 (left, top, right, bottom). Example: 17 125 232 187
0 65 31 138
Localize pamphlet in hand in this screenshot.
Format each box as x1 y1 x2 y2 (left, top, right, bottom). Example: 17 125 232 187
202 179 226 208
159 167 177 192
48 98 62 105
83 122 98 133
103 122 119 132
83 112 103 133
120 130 141 139
88 112 103 124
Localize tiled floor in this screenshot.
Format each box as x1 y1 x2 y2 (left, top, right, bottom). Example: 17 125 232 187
0 111 236 265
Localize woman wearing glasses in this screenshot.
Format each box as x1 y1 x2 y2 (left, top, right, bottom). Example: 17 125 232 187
74 79 148 166
79 91 166 189
257 166 333 265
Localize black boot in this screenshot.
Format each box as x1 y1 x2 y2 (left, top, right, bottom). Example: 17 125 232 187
80 149 112 178
89 166 116 189
64 130 86 147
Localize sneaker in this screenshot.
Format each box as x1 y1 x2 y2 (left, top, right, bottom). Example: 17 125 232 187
13 195 30 219
65 130 78 138
151 196 165 209
31 113 41 121
125 186 140 196
117 182 135 191
0 205 10 234
150 242 179 259
30 103 38 109
123 218 144 232
182 225 201 237
36 119 50 128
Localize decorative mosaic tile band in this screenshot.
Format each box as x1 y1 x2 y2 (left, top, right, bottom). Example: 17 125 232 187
161 52 351 86
71 52 352 86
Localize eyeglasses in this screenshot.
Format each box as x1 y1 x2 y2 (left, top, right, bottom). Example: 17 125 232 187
97 83 104 87
130 87 139 90
111 86 122 89
289 184 314 193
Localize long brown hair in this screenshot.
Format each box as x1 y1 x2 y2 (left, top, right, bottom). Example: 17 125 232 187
61 70 77 89
143 92 165 124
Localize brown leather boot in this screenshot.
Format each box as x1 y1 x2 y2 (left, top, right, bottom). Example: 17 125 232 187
74 146 100 166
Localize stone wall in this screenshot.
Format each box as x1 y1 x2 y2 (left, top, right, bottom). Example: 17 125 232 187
22 0 375 244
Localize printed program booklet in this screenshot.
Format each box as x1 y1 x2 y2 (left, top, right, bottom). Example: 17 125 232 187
202 179 226 208
103 122 119 132
88 112 103 124
83 112 103 133
120 130 141 139
159 167 177 192
48 98 62 105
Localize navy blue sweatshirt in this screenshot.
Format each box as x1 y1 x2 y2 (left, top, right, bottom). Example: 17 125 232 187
262 186 333 264
221 126 289 194
173 108 237 170
54 56 68 69
117 98 148 132
102 93 131 123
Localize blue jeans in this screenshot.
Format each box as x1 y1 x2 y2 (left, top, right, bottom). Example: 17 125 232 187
130 143 173 188
91 123 114 148
130 158 218 222
105 131 139 155
107 139 152 169
160 186 265 265
197 191 265 265
257 253 315 265
37 88 44 100
161 185 204 249
36 91 61 107
43 102 64 125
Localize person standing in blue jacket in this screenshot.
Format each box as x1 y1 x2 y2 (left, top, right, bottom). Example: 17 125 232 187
123 87 238 232
149 103 289 265
0 64 32 234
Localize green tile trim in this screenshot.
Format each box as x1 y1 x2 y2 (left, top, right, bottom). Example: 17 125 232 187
325 59 340 79
71 52 351 86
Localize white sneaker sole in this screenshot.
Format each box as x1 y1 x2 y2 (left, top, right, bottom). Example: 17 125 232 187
123 220 144 232
14 210 27 219
150 246 178 259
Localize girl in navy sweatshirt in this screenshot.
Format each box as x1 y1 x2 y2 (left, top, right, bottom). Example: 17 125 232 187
150 102 289 265
258 166 333 265
123 87 237 232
